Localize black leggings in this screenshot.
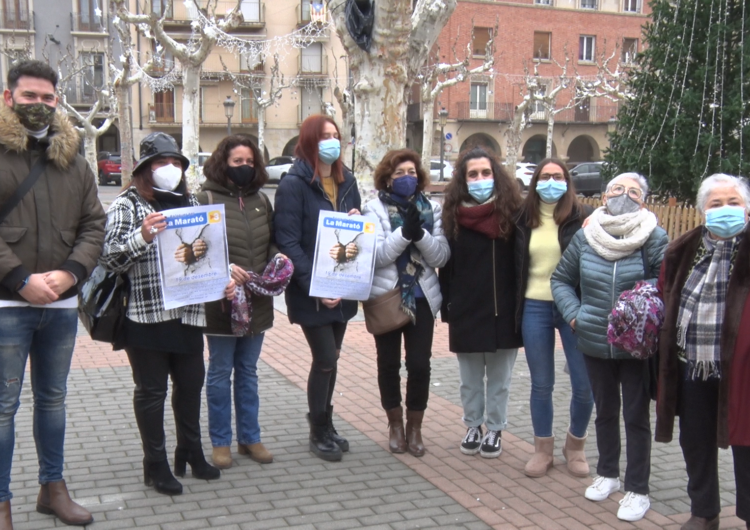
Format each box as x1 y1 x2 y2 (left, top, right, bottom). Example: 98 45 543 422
301 321 347 422
125 347 206 462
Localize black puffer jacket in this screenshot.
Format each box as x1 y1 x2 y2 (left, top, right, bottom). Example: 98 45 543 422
196 179 278 336
273 159 361 327
514 204 592 332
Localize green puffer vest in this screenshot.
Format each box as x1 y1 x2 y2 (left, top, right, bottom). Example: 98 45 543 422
196 179 278 336
551 226 669 359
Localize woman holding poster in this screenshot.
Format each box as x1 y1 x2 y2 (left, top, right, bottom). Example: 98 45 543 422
101 133 234 495
273 115 362 462
362 149 450 457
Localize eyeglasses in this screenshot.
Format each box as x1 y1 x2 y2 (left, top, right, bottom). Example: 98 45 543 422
538 173 565 182
608 184 643 200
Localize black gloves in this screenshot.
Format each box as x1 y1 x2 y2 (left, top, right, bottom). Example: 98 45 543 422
400 202 424 242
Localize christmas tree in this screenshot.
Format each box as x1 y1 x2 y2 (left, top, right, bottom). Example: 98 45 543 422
605 0 749 202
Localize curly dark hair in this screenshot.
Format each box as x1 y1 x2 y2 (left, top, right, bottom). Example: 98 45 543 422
519 157 585 229
441 147 521 240
372 149 430 192
8 60 58 91
202 134 268 190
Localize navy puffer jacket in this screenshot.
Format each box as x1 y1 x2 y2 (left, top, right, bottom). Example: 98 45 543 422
273 159 361 327
551 226 669 359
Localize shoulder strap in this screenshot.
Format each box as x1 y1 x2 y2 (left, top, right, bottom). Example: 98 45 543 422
206 190 214 205
0 157 47 225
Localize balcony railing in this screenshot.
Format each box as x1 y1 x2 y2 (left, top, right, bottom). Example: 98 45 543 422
455 102 514 121
298 54 328 76
0 6 32 30
550 103 621 123
297 1 327 26
71 12 104 32
240 60 265 74
149 103 176 123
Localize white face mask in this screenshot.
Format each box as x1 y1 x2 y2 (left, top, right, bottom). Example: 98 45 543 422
152 164 183 191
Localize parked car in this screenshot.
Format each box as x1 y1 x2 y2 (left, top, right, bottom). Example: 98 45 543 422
266 156 295 184
430 159 454 181
570 161 607 197
97 152 122 186
515 163 537 190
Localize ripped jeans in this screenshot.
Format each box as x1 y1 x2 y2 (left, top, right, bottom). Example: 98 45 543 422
0 307 78 502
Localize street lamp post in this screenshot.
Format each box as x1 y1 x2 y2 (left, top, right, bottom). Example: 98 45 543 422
223 96 235 136
438 108 449 181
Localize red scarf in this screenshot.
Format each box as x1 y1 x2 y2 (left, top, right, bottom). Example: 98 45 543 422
457 202 501 239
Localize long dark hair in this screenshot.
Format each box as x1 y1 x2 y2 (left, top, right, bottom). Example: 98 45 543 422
519 157 584 229
203 134 269 190
442 147 521 240
295 114 344 184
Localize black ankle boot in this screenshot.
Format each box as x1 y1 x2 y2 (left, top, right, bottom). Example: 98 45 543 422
326 405 349 452
307 413 342 462
144 459 183 495
174 447 221 480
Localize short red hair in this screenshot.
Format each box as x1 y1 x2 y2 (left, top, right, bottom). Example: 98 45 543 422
295 114 345 184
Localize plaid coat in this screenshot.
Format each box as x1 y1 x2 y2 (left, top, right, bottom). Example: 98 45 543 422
100 187 205 327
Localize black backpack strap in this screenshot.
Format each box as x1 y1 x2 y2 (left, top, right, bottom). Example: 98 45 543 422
0 158 47 224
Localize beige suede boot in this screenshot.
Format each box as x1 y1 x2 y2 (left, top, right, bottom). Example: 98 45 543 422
524 436 554 477
562 431 590 478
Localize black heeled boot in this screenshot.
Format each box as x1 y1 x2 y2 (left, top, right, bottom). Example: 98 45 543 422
174 447 221 480
143 459 183 495
326 405 349 452
307 413 342 462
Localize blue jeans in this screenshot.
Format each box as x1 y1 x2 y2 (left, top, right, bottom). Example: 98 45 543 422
521 299 593 438
0 307 78 502
206 334 264 447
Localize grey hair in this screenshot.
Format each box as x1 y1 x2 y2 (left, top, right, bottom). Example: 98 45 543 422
696 173 750 215
606 172 649 199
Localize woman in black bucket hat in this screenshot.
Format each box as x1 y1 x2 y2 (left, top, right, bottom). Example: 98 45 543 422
100 132 235 495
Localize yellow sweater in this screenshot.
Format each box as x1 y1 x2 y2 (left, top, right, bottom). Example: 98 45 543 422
525 201 561 301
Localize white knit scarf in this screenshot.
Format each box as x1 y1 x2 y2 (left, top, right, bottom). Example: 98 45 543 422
584 206 658 261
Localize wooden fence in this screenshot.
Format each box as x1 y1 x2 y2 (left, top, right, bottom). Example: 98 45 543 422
578 198 702 241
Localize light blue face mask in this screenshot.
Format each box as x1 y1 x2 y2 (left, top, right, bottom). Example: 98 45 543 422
318 139 341 164
536 179 568 203
467 179 494 203
705 205 747 239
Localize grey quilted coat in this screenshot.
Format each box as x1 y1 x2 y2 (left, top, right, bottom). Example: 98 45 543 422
551 227 669 359
362 197 450 316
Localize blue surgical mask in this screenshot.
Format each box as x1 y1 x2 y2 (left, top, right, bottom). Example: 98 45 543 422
392 176 418 197
705 205 747 239
536 179 567 203
318 139 341 164
467 179 494 203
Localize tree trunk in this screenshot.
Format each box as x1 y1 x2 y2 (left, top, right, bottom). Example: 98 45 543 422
421 95 435 174
546 111 555 158
505 102 528 179
257 104 266 161
83 132 98 177
116 84 134 186
182 63 202 190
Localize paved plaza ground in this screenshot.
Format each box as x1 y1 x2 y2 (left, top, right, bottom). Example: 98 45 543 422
6 306 745 529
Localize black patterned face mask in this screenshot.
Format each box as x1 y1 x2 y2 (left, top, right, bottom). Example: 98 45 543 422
13 101 56 131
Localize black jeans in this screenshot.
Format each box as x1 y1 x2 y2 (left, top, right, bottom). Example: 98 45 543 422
374 298 434 412
678 363 721 519
301 321 347 423
125 347 206 462
584 355 651 495
733 445 750 523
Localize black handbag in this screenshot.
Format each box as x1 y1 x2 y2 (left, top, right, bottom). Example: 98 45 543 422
78 265 129 343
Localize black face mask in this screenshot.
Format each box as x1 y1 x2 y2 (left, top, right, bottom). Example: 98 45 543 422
227 165 256 188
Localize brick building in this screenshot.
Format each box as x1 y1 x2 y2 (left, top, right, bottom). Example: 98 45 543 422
409 0 650 168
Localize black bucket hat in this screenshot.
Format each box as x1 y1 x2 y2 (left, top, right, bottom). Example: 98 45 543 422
133 132 190 175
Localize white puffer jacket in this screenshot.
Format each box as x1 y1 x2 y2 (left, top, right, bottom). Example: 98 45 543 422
362 197 450 316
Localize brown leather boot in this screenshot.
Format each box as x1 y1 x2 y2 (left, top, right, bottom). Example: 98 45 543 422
238 442 274 464
562 431 590 478
212 446 233 469
680 515 720 530
0 499 12 530
385 406 407 453
405 409 425 457
36 480 93 526
524 436 554 477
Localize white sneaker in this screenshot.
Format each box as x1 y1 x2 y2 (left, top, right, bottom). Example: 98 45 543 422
617 491 650 521
584 476 621 501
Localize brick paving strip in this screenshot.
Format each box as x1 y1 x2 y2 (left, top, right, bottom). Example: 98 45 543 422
8 312 743 529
